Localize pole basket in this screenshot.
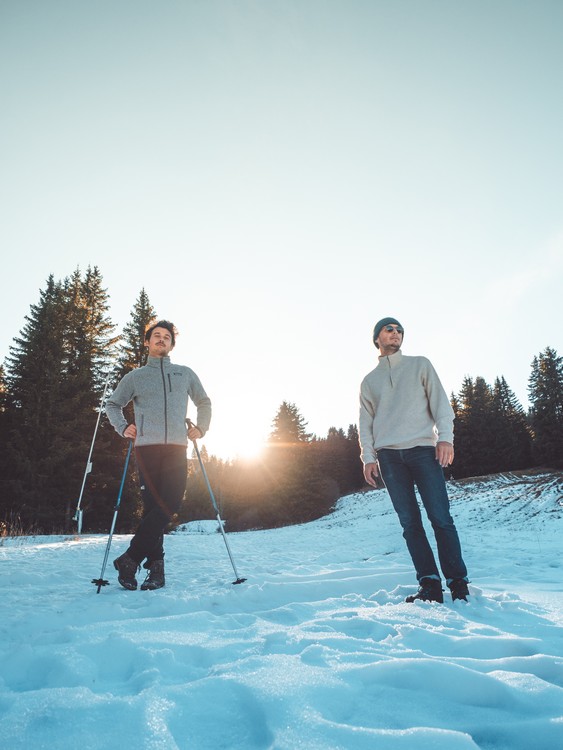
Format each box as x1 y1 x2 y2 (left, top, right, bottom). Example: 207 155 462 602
92 578 110 594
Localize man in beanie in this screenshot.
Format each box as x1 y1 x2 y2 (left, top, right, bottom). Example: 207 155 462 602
359 317 469 603
106 320 211 591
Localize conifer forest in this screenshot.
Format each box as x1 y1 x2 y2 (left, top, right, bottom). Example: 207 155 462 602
1 268 562 535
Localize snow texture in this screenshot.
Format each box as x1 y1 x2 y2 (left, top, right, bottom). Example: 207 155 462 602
1 472 562 750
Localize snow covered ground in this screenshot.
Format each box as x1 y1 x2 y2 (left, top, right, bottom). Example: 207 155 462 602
1 471 562 750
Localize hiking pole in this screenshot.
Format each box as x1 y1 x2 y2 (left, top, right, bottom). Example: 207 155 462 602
92 440 133 593
73 371 112 534
187 420 246 585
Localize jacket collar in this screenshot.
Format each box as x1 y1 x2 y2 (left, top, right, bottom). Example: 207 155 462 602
378 349 402 367
146 355 171 367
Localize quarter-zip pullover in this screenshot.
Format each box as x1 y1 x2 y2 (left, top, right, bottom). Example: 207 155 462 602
105 355 212 446
359 350 454 464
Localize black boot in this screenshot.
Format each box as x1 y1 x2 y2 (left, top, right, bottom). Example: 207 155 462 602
405 577 444 603
140 560 165 591
449 578 470 601
113 553 139 590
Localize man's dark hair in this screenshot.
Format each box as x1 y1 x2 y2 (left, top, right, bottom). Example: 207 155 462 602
145 319 178 347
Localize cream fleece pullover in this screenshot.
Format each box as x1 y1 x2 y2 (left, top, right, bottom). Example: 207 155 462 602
359 350 454 464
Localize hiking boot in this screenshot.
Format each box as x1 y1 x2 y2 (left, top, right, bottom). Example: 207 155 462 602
140 560 165 591
449 578 470 601
405 577 444 603
113 553 139 590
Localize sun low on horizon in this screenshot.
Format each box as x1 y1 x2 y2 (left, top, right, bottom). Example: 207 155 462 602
197 420 270 463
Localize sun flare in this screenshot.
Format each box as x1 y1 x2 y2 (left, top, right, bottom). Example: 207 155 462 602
201 431 267 463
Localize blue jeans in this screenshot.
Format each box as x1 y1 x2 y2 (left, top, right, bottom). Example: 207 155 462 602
377 446 467 583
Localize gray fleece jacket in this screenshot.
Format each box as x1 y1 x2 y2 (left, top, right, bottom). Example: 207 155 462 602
105 355 212 446
359 350 454 464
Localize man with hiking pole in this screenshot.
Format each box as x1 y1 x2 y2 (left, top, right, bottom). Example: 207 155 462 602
105 319 211 591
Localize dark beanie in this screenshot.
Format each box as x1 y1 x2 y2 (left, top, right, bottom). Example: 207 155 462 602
372 317 403 349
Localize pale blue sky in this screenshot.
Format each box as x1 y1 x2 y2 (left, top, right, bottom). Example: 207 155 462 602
1 0 562 458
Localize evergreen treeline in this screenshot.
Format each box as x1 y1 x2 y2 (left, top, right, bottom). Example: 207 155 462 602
181 403 365 532
0 270 156 534
450 349 563 479
1 269 562 535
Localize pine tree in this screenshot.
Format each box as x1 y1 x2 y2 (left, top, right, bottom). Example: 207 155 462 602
57 267 118 419
2 269 121 531
321 426 348 493
453 374 535 478
0 364 7 419
79 267 127 529
528 347 563 468
116 288 157 376
80 266 120 386
313 425 364 498
491 376 532 471
451 377 474 477
0 364 11 520
54 267 120 527
269 401 311 444
345 423 365 491
452 376 497 477
99 289 158 533
3 276 68 527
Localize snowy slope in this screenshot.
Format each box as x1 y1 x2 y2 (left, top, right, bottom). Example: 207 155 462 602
1 471 562 750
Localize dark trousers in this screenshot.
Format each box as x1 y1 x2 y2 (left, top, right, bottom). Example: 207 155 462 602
126 444 187 565
377 446 468 583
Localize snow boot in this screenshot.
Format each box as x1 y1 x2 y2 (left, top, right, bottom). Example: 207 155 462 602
140 560 165 591
113 552 139 590
449 578 470 601
405 577 444 603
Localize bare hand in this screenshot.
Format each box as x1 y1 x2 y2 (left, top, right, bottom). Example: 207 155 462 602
123 424 137 440
363 462 380 487
436 441 454 467
187 425 203 441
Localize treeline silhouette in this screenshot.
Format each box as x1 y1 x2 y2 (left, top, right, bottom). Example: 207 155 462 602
182 405 364 531
0 268 561 535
